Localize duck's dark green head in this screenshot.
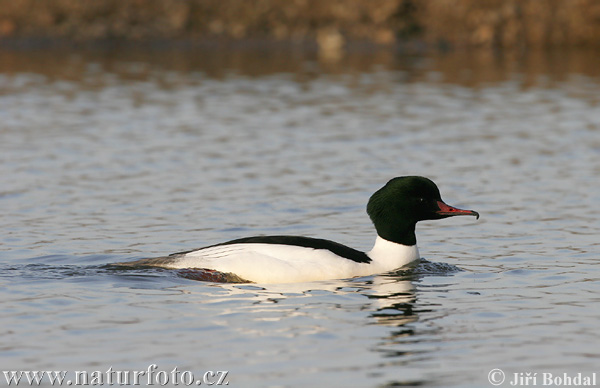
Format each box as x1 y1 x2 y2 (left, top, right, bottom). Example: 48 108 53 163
367 176 479 245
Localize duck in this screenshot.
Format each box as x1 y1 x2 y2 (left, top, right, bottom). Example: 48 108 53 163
119 176 479 283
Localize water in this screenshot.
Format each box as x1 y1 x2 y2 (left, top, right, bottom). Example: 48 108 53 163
1 47 599 387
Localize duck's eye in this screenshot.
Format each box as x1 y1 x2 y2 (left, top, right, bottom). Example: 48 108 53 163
418 197 426 203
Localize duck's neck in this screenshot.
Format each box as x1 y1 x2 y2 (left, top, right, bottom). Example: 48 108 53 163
366 235 420 270
375 221 417 246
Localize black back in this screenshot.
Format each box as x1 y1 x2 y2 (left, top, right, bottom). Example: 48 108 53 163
173 235 372 264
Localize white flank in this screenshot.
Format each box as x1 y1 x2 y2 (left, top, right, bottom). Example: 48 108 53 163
162 236 420 283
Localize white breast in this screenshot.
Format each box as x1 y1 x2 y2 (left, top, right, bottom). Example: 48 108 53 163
366 236 420 269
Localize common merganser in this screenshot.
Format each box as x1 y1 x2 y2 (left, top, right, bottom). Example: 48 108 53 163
119 176 479 283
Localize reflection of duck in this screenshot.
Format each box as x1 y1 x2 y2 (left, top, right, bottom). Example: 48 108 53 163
366 272 421 328
221 273 421 328
119 176 478 283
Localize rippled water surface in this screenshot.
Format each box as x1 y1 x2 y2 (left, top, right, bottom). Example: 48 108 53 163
1 48 599 387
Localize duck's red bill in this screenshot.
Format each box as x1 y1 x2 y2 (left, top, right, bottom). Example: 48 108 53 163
436 200 479 219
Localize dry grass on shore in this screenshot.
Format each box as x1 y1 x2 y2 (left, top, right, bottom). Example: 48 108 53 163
1 0 599 49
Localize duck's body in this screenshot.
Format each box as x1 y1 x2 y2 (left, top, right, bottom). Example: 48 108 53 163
120 176 478 283
126 235 419 283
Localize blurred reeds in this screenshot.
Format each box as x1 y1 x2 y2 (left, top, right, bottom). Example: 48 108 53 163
1 0 599 49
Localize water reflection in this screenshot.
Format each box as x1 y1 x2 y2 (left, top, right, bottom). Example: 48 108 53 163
2 46 600 85
2 44 599 387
